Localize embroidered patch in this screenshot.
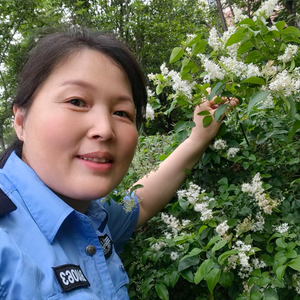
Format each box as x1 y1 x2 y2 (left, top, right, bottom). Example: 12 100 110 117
98 234 113 259
52 264 90 292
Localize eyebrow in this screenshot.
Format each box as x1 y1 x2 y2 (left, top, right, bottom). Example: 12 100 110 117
60 79 133 102
60 79 96 90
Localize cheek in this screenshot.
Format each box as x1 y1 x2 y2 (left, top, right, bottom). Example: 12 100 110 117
25 114 76 151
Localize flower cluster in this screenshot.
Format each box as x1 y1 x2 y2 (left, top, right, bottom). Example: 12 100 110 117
177 183 215 221
241 173 279 214
216 220 229 237
228 240 262 279
253 0 279 20
212 139 240 159
274 223 289 233
148 63 196 100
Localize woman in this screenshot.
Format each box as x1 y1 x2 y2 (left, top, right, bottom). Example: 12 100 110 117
0 28 237 299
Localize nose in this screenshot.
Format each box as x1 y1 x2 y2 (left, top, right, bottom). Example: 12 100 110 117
87 112 115 141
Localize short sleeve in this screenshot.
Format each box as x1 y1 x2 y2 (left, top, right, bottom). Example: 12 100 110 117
103 193 139 254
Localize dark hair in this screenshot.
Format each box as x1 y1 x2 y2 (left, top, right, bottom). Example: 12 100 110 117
0 27 147 167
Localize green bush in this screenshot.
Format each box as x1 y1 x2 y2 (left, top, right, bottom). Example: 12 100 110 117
120 1 300 299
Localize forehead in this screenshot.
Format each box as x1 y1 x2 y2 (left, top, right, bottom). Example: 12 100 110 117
41 49 132 93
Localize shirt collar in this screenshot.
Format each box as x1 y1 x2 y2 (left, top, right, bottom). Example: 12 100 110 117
3 152 74 244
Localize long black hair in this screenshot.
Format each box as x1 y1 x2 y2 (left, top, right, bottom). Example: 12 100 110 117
0 27 147 167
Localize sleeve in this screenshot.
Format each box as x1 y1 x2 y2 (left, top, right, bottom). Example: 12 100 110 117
103 193 139 254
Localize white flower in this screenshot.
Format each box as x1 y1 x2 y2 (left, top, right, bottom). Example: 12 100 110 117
278 44 298 63
160 62 169 76
151 241 166 251
182 219 191 227
170 251 179 261
254 0 279 20
198 54 225 83
213 139 227 150
146 103 155 120
227 147 239 159
274 223 289 233
233 5 247 23
208 27 222 52
147 73 156 81
216 220 229 236
170 251 179 260
252 258 266 269
200 209 213 221
251 212 265 232
194 202 208 212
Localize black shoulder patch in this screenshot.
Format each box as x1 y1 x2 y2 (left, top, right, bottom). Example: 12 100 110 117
52 264 90 292
0 188 17 216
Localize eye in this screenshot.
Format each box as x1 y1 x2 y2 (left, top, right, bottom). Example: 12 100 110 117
114 111 130 118
68 98 86 107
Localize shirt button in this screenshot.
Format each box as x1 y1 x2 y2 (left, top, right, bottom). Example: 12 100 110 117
85 245 96 256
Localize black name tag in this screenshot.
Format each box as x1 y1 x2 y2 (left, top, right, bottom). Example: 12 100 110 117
53 264 90 292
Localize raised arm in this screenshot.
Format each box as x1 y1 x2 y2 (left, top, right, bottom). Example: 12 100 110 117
135 97 238 228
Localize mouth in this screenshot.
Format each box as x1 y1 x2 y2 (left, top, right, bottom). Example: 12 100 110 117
78 156 112 163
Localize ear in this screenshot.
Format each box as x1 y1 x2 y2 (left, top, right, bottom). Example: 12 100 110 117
13 106 25 141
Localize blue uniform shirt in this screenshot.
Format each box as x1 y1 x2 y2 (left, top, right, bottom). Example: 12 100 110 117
0 152 139 299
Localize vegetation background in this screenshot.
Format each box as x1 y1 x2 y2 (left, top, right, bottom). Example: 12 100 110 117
0 0 299 299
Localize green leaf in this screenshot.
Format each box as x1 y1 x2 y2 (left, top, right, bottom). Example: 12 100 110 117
206 268 221 294
214 104 227 122
288 256 300 271
248 90 270 112
275 21 286 33
218 250 238 265
165 271 179 288
191 40 207 56
275 265 287 281
205 235 221 249
178 256 200 272
208 82 226 100
203 115 213 127
237 40 254 54
198 110 211 116
194 258 214 284
278 92 296 118
245 50 262 63
238 18 255 26
264 287 279 300
155 283 169 300
180 269 194 283
225 31 247 47
169 47 184 63
219 271 234 288
212 239 227 254
240 77 265 85
283 26 300 37
156 84 164 95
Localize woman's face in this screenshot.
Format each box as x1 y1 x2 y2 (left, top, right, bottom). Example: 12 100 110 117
14 49 138 212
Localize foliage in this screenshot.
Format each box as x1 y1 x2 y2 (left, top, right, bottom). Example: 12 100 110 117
121 1 300 299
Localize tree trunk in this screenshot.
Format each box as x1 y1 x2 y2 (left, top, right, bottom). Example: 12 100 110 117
284 0 295 26
215 0 227 31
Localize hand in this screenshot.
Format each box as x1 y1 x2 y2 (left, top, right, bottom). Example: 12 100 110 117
189 95 239 146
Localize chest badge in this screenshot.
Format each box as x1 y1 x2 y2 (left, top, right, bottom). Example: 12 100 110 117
98 234 113 259
53 264 90 292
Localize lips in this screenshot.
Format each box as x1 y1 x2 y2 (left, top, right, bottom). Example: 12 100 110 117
79 156 111 163
77 151 113 164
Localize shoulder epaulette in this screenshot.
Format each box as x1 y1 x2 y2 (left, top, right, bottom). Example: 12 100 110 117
0 188 17 216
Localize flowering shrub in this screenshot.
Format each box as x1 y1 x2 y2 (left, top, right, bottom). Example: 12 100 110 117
120 1 300 299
